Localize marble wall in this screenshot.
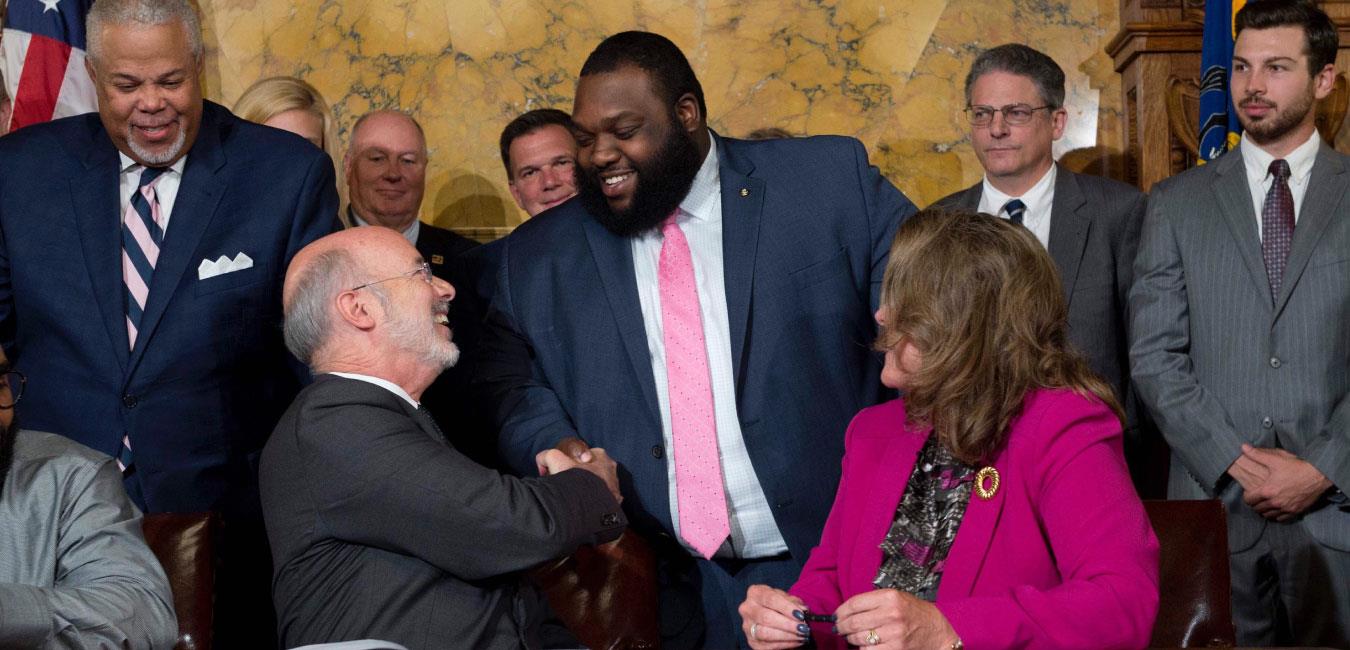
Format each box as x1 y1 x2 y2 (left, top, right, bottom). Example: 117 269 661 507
198 0 1125 239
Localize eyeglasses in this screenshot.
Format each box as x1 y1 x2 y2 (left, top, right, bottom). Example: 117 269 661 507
0 369 25 409
964 104 1054 126
350 262 433 292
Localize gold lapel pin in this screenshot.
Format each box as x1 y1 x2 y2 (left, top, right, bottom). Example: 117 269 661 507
739 188 749 197
974 466 1000 500
431 254 444 265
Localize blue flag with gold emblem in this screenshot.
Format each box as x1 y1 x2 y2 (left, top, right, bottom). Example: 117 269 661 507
1198 0 1246 162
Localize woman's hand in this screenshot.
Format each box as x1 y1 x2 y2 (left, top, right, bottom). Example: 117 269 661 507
835 589 959 649
738 584 812 649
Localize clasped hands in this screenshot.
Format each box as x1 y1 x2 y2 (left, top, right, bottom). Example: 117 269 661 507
1227 443 1332 521
739 585 958 650
535 435 623 504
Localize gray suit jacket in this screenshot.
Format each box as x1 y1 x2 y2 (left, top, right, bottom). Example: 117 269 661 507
1130 143 1350 552
261 375 627 649
934 166 1145 408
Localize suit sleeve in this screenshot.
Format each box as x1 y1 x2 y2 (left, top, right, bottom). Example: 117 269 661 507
1305 390 1350 496
937 405 1160 650
846 139 915 312
1129 186 1249 491
298 397 626 580
477 237 589 477
0 460 179 649
284 151 341 261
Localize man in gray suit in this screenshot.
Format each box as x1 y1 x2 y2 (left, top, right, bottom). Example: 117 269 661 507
933 44 1155 494
261 226 627 649
1130 1 1350 645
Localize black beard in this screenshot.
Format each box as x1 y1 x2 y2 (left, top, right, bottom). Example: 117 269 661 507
578 120 704 238
0 417 14 500
1237 89 1315 145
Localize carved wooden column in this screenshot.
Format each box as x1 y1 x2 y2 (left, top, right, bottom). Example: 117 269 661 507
1109 0 1350 192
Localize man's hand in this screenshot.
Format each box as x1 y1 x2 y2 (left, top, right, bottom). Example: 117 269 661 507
1227 449 1269 493
556 436 593 462
1240 444 1332 521
534 447 623 505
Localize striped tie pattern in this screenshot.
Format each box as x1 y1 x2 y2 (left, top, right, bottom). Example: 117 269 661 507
118 166 166 474
1002 198 1026 225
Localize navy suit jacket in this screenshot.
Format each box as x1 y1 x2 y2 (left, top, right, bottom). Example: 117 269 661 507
480 134 915 561
0 101 339 516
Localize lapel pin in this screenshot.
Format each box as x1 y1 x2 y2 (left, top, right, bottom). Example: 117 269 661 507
739 188 749 197
974 466 1000 500
431 254 444 265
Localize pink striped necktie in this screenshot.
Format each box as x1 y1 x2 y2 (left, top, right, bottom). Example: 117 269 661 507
659 214 729 559
118 166 166 474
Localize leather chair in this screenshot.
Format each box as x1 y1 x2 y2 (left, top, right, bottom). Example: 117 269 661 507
1143 499 1235 648
143 512 217 650
530 530 660 649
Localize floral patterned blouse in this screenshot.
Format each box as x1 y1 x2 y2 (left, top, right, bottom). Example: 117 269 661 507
872 433 976 601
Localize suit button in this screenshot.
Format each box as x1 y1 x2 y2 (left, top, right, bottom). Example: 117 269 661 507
1269 357 1281 368
1261 417 1273 429
651 445 664 459
122 394 138 408
602 513 620 526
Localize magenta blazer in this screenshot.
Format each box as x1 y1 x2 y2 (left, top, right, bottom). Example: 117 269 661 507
790 388 1159 649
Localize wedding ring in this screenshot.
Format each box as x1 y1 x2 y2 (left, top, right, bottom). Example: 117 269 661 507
750 622 759 640
866 628 881 645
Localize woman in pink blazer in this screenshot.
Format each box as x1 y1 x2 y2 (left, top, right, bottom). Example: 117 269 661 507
739 210 1159 650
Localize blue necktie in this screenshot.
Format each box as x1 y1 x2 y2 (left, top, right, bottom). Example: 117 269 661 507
1002 198 1026 225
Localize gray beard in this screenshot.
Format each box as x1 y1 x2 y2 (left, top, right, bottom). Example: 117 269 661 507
127 124 188 166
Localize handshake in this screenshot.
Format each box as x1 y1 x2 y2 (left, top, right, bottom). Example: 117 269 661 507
535 436 624 505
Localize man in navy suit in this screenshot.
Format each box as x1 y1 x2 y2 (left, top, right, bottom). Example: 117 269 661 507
480 31 916 648
0 0 338 644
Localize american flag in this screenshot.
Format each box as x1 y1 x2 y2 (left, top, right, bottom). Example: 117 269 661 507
1 0 96 133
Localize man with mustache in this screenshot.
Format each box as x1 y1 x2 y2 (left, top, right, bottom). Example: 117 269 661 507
480 31 916 647
1131 0 1350 645
0 0 338 644
263 226 625 649
0 352 178 648
932 44 1156 496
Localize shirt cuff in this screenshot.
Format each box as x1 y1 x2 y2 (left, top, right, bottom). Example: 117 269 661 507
0 583 54 646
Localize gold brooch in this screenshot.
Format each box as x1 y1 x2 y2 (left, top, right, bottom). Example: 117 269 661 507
974 466 1000 500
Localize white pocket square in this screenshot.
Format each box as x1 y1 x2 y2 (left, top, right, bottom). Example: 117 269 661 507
197 252 254 280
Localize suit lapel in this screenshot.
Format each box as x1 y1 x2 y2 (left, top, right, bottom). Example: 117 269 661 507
129 108 227 370
1047 167 1089 301
716 136 764 387
72 123 130 373
580 217 661 421
1273 144 1347 318
936 449 1008 600
1211 150 1272 309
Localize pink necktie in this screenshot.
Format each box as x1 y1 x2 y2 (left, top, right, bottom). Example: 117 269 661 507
659 215 729 559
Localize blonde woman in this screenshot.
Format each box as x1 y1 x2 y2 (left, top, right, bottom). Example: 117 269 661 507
234 76 345 216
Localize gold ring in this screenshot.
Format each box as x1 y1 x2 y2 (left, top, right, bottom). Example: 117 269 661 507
750 623 759 640
866 628 880 645
975 466 1000 500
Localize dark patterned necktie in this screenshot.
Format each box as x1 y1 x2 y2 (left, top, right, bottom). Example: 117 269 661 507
1002 198 1026 225
1261 159 1294 300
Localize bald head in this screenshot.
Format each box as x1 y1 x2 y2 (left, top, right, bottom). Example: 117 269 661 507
345 110 428 232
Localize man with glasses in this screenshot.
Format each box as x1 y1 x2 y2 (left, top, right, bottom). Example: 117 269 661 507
261 226 626 649
0 350 178 648
933 43 1155 495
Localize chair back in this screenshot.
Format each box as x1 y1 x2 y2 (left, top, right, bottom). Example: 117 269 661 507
1144 499 1235 648
530 530 660 649
143 512 217 650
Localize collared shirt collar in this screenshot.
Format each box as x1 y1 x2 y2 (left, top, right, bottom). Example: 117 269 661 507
677 132 721 224
980 163 1056 214
349 206 421 245
328 371 419 408
1240 129 1319 186
118 152 187 178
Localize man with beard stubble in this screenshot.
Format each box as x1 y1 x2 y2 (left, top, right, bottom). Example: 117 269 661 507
480 31 916 648
1130 1 1350 645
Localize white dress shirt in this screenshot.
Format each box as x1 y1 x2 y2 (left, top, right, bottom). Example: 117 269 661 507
118 153 186 230
351 209 422 245
978 163 1056 250
631 138 789 558
329 371 419 408
1240 130 1319 241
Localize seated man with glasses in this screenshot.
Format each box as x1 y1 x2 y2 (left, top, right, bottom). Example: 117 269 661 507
261 226 627 649
0 350 178 648
931 43 1158 497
